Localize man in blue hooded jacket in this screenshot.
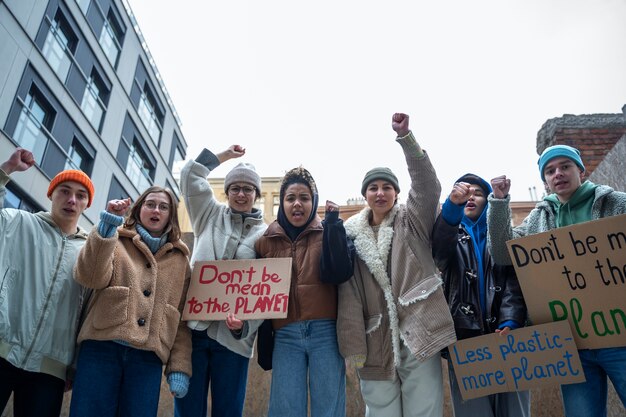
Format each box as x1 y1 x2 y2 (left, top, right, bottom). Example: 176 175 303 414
433 173 529 417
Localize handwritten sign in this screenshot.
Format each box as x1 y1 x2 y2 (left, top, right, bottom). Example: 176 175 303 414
506 214 626 349
182 258 292 321
450 321 584 400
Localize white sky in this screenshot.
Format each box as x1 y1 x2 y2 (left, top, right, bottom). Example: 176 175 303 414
125 0 626 204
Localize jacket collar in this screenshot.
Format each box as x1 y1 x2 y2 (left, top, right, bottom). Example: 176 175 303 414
345 205 399 276
118 227 190 257
36 211 88 239
344 204 402 366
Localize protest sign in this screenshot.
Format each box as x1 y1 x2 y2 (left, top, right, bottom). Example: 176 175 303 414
449 321 584 400
182 258 292 321
506 214 626 349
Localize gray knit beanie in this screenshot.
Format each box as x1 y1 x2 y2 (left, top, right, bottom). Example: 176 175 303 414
361 167 400 196
224 162 262 194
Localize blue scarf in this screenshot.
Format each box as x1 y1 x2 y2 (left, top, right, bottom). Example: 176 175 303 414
136 224 169 254
457 173 492 315
461 203 488 313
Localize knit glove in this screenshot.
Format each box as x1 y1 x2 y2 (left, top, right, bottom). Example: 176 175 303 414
97 211 124 238
167 372 190 398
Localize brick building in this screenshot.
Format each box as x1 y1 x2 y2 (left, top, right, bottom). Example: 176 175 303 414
537 107 626 193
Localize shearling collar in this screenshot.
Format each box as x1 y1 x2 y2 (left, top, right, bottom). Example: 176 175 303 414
345 204 399 275
345 204 402 366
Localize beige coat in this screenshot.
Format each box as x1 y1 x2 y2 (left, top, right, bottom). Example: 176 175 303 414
74 227 192 377
337 134 456 381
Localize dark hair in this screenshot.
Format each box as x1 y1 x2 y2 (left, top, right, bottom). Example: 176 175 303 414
124 186 181 241
279 166 318 201
277 166 319 241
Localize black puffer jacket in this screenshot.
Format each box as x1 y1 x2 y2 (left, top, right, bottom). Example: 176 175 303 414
432 215 527 340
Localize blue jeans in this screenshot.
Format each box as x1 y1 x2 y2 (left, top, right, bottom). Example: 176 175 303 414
69 340 163 417
560 347 626 417
174 330 249 417
269 319 346 417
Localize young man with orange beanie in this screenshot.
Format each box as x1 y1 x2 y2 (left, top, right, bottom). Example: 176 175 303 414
0 147 95 417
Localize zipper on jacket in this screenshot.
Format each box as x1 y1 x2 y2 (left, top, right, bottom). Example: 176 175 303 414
21 235 68 367
290 240 300 321
1 267 9 293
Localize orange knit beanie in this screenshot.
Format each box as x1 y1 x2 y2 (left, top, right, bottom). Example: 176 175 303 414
47 170 95 207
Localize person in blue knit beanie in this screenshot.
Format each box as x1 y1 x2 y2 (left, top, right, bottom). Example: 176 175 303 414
488 144 626 417
69 186 192 417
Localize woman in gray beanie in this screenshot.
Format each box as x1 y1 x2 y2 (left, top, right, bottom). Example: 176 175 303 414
337 113 456 417
177 145 267 417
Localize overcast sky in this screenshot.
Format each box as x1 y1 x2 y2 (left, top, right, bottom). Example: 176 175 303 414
125 0 626 204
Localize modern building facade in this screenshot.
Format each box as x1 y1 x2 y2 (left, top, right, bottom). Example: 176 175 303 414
0 0 187 229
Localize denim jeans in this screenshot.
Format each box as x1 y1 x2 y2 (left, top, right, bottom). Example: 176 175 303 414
69 340 163 417
268 319 346 417
560 347 626 417
174 330 249 417
0 357 65 417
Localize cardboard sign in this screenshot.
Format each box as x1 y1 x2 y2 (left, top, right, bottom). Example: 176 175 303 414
506 214 626 349
182 258 292 321
450 321 584 400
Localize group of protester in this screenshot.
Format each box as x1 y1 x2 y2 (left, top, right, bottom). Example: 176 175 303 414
0 112 624 417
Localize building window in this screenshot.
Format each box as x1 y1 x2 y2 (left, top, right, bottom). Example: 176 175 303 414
137 87 162 145
107 176 132 203
64 139 91 171
81 70 106 130
172 146 183 168
3 186 39 213
12 88 55 164
99 11 123 66
169 132 185 170
273 195 280 217
42 13 77 83
137 89 162 145
256 196 265 212
126 141 153 192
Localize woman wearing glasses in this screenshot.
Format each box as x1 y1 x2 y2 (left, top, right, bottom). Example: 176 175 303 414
176 145 267 417
69 186 192 417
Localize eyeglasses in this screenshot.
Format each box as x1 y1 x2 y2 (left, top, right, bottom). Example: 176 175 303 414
143 201 170 212
228 186 255 196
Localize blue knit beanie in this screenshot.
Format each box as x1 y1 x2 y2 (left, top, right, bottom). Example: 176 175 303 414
538 145 585 181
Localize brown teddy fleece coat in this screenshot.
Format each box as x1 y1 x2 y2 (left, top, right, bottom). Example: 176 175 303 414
74 227 192 377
